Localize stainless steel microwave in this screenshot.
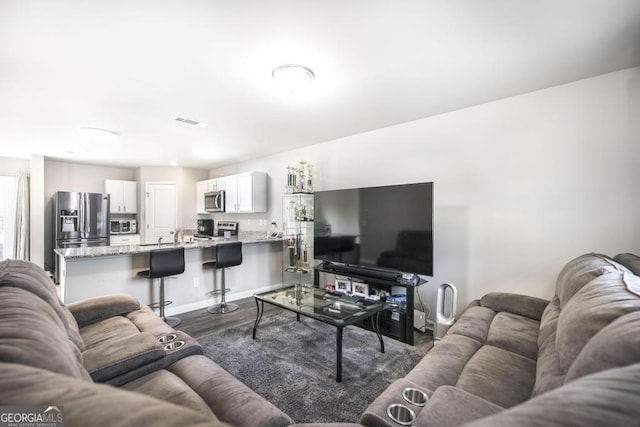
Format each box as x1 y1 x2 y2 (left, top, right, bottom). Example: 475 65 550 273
110 219 137 234
204 190 225 212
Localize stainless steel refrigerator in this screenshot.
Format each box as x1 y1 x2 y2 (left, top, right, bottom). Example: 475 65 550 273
54 191 110 248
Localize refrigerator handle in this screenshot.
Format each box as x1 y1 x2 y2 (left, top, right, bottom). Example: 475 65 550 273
79 193 85 238
85 193 91 234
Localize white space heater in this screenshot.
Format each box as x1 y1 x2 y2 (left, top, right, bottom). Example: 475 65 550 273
434 283 458 341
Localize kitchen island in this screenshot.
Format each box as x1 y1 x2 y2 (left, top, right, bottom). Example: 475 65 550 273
55 232 284 316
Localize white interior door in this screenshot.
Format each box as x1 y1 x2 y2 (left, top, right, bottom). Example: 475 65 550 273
145 182 177 244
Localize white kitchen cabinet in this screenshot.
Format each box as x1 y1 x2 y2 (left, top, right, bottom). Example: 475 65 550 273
196 172 267 214
224 174 239 212
225 171 267 213
110 234 141 246
196 180 209 214
105 179 137 213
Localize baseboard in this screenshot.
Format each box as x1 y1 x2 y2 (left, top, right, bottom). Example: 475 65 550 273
164 283 285 316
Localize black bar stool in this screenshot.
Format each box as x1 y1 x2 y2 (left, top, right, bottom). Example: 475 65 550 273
138 247 185 327
203 241 242 314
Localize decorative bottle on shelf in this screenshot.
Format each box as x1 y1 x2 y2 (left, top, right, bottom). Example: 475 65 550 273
306 163 313 193
286 166 297 194
296 161 306 193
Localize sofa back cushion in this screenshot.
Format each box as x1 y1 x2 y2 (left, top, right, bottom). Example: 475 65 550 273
614 253 640 276
0 286 91 380
0 259 85 351
556 271 640 373
565 311 640 382
555 253 622 309
534 253 640 396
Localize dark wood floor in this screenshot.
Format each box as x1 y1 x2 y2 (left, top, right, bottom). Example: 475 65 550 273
176 296 434 351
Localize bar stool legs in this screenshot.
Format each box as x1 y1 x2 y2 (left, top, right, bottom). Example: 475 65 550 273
159 277 182 327
207 268 238 314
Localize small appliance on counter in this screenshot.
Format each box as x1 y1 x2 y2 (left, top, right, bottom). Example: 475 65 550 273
195 219 214 238
216 221 238 238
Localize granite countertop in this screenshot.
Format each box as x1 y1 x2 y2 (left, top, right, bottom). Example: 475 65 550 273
55 231 283 260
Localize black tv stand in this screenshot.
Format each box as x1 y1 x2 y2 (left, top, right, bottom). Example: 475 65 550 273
314 262 427 345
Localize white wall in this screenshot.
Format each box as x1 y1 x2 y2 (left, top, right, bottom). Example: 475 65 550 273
0 157 29 174
210 67 640 317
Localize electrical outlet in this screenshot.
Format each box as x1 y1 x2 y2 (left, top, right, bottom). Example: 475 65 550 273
414 310 427 332
193 277 200 287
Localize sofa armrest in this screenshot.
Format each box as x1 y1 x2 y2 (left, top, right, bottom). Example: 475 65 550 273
83 332 165 382
480 292 548 320
418 386 503 427
68 294 140 327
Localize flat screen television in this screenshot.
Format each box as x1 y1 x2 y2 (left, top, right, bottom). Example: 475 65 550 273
314 182 433 277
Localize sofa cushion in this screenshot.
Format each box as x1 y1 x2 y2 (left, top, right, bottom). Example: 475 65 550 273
407 334 484 391
565 311 640 382
444 305 496 343
80 315 142 348
166 355 295 427
555 253 624 308
485 312 539 361
532 297 564 396
556 271 640 373
0 259 85 351
614 252 640 275
121 365 220 422
455 345 537 408
0 286 91 380
460 363 640 427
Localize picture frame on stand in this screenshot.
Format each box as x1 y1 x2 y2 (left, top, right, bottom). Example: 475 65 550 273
335 279 351 293
352 282 369 297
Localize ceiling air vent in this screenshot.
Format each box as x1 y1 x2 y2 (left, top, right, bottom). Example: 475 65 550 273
172 116 206 128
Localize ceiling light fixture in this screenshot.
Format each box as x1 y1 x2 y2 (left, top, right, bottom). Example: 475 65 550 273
272 64 314 93
77 126 119 142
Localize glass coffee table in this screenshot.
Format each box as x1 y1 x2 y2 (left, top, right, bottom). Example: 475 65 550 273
253 285 387 382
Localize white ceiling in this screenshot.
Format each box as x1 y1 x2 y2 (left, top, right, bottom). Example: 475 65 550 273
1 1 640 169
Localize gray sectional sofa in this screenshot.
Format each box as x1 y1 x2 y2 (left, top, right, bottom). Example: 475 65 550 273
0 259 293 427
360 253 640 427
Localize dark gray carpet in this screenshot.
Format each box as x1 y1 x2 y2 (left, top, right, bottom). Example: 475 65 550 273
199 311 429 424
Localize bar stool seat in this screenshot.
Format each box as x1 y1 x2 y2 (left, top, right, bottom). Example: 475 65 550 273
203 241 242 314
138 247 185 327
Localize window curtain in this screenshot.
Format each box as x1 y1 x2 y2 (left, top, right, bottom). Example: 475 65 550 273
13 172 29 260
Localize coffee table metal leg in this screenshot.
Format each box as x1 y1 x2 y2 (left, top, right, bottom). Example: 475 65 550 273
371 312 385 353
337 327 343 382
253 298 264 339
